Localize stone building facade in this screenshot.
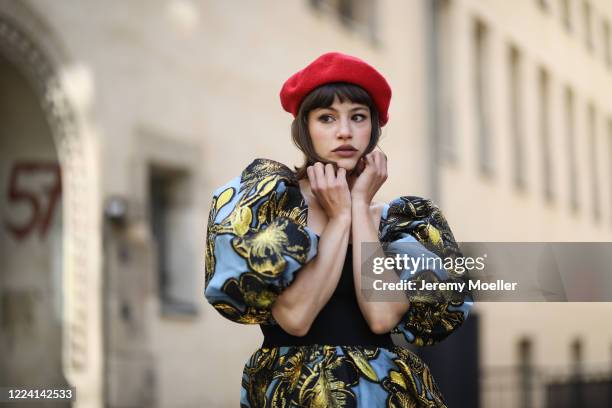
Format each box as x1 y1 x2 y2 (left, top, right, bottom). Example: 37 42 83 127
0 0 611 407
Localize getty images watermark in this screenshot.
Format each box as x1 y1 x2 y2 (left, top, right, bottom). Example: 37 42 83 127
371 249 516 292
360 241 612 302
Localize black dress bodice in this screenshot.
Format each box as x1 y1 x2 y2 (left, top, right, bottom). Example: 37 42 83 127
261 242 394 348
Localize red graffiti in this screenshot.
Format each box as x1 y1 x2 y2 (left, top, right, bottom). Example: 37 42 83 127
4 161 62 240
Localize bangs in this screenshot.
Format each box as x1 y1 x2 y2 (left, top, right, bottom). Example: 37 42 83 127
298 82 374 115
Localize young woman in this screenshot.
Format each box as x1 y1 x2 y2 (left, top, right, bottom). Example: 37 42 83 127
205 52 472 407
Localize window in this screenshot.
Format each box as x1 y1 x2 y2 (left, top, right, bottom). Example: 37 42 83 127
608 119 612 226
583 1 593 51
560 0 572 31
149 165 198 315
570 337 583 375
538 68 553 202
587 104 600 221
565 87 579 212
310 0 379 44
517 337 534 407
434 0 455 163
133 128 201 317
509 45 526 189
603 20 611 68
474 19 493 176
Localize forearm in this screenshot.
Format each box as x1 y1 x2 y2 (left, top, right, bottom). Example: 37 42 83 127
271 214 351 336
351 201 409 334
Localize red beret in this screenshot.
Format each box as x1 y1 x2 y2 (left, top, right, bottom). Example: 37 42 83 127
280 52 392 126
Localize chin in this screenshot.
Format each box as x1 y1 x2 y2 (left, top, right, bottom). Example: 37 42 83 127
336 160 357 172
323 156 358 171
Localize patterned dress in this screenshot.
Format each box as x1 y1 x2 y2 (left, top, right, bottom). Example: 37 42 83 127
205 158 473 407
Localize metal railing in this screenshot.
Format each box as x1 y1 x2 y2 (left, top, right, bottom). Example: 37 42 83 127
481 364 612 408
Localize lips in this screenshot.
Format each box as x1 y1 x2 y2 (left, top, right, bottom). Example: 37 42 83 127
332 144 358 152
332 144 358 158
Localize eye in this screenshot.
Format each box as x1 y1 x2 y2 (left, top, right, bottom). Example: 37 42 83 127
318 114 334 123
353 113 368 122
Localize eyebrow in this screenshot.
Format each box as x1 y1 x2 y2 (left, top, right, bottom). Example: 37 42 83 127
317 106 369 112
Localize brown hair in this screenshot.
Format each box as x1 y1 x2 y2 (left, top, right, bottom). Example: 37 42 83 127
291 82 382 180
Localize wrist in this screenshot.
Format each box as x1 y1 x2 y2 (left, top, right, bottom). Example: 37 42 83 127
351 199 371 211
329 211 351 225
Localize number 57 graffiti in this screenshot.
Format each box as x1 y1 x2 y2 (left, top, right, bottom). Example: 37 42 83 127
4 161 62 241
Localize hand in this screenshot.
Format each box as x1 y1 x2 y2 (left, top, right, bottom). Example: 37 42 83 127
351 150 388 205
307 163 352 220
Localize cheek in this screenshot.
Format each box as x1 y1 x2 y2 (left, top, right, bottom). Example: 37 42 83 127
357 126 372 147
308 125 330 148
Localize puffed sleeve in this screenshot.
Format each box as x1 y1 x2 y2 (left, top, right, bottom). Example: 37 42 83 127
379 196 473 346
204 159 318 325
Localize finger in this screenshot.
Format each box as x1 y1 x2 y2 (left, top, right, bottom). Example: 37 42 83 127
337 167 347 186
366 153 375 170
313 163 325 187
380 152 388 179
371 151 379 167
376 152 388 180
325 163 335 186
313 162 325 187
307 166 317 191
372 152 384 175
313 165 320 185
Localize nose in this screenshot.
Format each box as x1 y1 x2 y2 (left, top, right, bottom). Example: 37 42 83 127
336 117 352 139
